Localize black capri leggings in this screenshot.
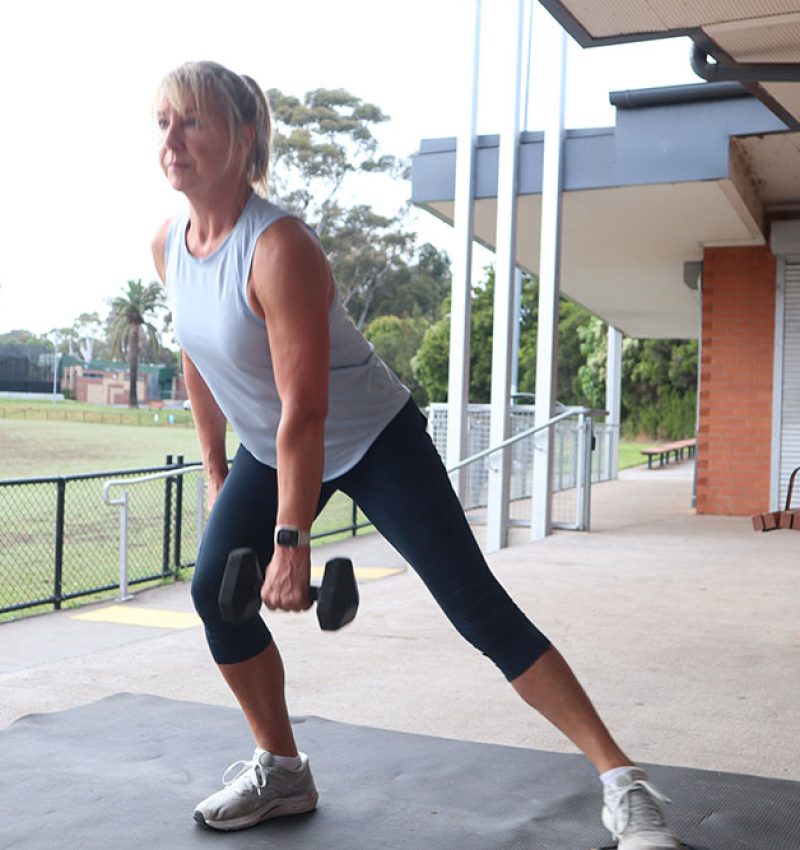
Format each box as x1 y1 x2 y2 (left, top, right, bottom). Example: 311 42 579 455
191 399 551 681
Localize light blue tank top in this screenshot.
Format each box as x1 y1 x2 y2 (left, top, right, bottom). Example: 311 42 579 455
165 193 410 480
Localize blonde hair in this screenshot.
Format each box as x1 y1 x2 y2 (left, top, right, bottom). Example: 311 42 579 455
156 61 271 196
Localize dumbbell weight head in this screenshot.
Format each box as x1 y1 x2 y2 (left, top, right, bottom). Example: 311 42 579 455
218 549 359 630
314 557 359 631
218 548 263 624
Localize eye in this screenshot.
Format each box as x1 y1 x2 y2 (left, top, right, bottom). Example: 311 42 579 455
157 118 169 131
185 116 199 129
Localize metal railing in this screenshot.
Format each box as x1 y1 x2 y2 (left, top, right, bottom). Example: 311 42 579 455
0 456 201 618
0 455 369 620
432 405 608 533
101 465 373 603
103 465 206 601
2 406 611 617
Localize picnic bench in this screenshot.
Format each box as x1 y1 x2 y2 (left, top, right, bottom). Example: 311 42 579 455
641 437 696 469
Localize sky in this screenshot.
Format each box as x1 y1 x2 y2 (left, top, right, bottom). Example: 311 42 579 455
0 0 701 338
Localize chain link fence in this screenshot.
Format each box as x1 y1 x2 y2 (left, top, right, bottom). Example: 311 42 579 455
0 455 369 622
0 456 201 620
0 405 195 428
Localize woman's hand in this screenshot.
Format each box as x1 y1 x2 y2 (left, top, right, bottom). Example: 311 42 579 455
261 546 313 612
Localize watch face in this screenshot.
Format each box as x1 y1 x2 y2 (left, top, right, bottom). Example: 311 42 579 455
276 528 299 547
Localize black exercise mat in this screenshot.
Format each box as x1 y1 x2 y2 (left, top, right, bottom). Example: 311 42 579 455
1 694 798 850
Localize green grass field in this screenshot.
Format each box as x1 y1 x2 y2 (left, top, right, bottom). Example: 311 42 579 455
0 399 370 621
0 397 652 620
618 440 652 470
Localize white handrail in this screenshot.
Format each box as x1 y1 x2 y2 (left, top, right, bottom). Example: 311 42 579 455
102 464 203 505
446 406 595 473
102 464 205 602
444 406 605 533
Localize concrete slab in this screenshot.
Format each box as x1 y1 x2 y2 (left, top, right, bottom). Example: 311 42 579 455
1 462 797 786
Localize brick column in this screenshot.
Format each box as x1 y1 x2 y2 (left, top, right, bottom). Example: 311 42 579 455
697 246 776 515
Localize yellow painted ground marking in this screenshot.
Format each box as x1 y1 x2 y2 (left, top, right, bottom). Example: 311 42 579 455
71 606 201 630
71 568 403 629
310 566 404 581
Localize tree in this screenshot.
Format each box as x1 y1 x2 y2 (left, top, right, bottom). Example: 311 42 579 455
267 87 450 329
412 271 500 404
365 314 430 405
73 312 104 363
106 280 164 407
268 87 402 225
413 266 593 405
577 319 699 439
48 325 78 358
321 204 414 329
367 241 451 323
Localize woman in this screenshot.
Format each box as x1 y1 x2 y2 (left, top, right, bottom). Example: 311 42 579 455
151 61 680 849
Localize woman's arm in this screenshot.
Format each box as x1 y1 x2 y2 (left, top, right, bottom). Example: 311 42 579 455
151 220 229 508
183 352 229 507
248 217 333 612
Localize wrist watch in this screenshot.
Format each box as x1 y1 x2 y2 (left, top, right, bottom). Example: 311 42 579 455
274 525 311 548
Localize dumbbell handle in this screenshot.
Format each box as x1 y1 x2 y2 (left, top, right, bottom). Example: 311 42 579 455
308 585 320 604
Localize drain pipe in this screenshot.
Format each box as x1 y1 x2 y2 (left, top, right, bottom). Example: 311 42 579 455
691 44 800 83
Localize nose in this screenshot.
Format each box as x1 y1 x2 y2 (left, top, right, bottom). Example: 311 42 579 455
162 119 183 152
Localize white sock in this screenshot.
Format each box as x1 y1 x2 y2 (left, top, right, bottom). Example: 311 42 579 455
599 765 639 785
271 753 303 771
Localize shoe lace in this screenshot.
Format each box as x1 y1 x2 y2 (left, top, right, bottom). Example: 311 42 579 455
221 756 269 796
608 779 672 836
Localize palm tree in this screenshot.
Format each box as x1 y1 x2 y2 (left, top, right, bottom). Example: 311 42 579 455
107 280 164 407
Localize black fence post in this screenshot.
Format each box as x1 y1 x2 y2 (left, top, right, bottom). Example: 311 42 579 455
53 479 66 610
162 454 173 577
351 498 358 537
173 454 184 572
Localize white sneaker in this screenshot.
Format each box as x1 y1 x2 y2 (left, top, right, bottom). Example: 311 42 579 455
194 748 318 831
602 767 681 850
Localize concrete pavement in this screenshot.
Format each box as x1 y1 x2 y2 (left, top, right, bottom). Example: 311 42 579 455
2 460 798 782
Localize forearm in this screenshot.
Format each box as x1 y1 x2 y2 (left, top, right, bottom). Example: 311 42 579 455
183 354 228 479
275 407 327 532
196 410 228 479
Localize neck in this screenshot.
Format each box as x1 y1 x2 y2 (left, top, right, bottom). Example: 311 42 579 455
185 180 253 258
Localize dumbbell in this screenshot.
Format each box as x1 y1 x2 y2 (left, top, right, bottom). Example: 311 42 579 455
218 547 359 630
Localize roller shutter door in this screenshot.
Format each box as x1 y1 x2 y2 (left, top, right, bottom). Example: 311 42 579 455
780 262 800 508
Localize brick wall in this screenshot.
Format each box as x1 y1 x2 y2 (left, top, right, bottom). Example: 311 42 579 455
697 245 776 515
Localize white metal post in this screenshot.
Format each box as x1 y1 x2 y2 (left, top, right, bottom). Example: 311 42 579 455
196 475 206 558
51 349 60 401
486 0 526 552
575 412 586 529
511 268 523 398
530 22 568 541
582 415 593 530
117 490 132 602
606 325 623 480
447 0 482 503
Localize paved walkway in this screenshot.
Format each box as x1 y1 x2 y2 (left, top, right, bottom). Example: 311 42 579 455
2 461 798 781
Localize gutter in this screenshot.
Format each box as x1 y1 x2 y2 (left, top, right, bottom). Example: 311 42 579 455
610 81 749 109
691 44 800 83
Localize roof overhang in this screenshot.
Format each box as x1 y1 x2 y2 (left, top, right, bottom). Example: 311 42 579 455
412 86 791 339
540 0 800 130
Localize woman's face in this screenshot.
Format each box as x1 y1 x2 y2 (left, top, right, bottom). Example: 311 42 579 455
156 96 236 194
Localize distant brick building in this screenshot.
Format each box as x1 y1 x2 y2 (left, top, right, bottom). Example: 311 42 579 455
63 361 182 406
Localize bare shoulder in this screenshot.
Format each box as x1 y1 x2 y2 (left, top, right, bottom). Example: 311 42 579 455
250 216 333 309
150 217 175 284
253 216 326 270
